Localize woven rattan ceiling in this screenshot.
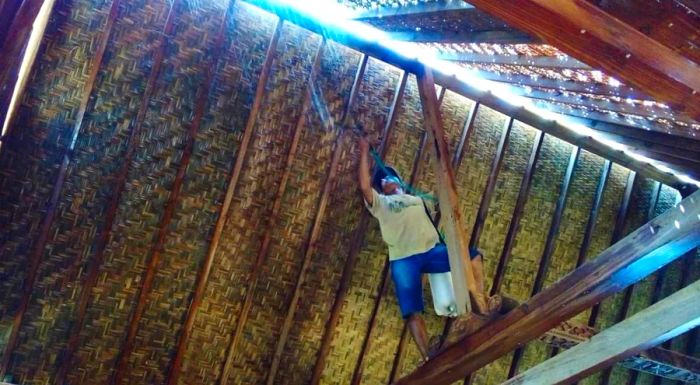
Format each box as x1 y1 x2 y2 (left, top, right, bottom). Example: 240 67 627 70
336 0 700 141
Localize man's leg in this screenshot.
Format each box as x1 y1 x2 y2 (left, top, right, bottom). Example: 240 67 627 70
406 313 430 361
470 255 486 294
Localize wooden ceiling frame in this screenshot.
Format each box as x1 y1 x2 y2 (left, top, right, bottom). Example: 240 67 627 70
437 51 590 70
461 0 700 122
236 0 697 191
351 1 474 19
387 30 535 44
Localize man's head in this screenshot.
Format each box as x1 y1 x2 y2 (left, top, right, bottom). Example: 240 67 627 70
372 166 404 195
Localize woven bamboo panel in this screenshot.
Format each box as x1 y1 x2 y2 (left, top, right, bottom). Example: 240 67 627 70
395 89 473 381
273 41 364 385
472 119 537 385
203 22 322 385
227 41 360 385
21 0 172 383
542 150 604 289
317 58 402 385
0 0 112 382
178 4 278 385
509 150 604 380
578 163 630 385
506 134 573 374
122 1 230 383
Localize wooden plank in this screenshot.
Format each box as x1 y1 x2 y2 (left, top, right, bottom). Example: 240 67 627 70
589 131 700 165
263 53 368 385
308 70 407 385
508 86 682 124
350 81 439 385
52 2 179 384
508 145 580 378
575 118 700 154
243 0 694 190
463 68 648 101
588 170 637 328
387 30 535 45
217 36 323 385
471 118 514 248
417 66 484 314
576 160 611 271
452 102 480 168
502 280 700 385
162 14 281 385
490 130 545 296
0 0 46 128
353 1 473 19
438 52 590 70
461 0 700 121
0 0 122 377
109 3 235 383
393 188 700 385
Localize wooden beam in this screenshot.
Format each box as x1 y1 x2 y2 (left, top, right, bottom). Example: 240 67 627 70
464 68 649 101
461 0 700 121
53 2 179 384
418 66 485 314
577 160 612 268
508 145 580 378
109 3 235 383
471 118 514 247
508 86 682 124
0 0 46 128
393 188 700 385
502 280 700 385
452 102 480 168
243 0 694 190
308 70 408 385
590 131 700 165
0 0 121 377
588 170 637 328
162 15 281 385
438 52 590 70
217 35 321 385
387 30 535 45
490 130 545 296
352 1 473 19
264 53 368 385
576 118 700 154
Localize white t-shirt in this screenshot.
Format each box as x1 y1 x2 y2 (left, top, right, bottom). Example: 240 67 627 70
364 189 440 261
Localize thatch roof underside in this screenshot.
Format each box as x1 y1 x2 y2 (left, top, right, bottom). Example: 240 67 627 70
0 1 699 385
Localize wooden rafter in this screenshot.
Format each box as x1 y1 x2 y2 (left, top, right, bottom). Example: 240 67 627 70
387 30 535 44
491 130 545 296
503 280 700 385
217 34 321 385
54 2 179 384
244 0 694 190
0 0 122 377
461 0 700 122
508 146 580 378
109 2 235 383
164 14 282 385
418 67 485 314
438 51 590 70
590 131 700 165
264 53 369 385
308 70 408 385
394 188 700 385
465 68 649 100
352 1 473 19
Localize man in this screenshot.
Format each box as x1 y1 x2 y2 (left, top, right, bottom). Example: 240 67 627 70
357 134 497 362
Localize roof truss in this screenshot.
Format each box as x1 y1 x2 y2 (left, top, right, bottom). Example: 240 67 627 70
351 1 474 19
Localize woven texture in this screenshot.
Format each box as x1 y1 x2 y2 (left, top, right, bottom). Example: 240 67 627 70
1 1 696 384
0 0 113 382
178 4 278 385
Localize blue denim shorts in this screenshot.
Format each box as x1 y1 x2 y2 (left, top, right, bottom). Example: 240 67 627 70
390 244 481 319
